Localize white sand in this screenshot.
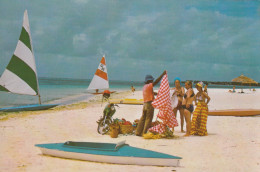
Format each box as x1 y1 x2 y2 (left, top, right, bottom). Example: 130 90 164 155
0 89 259 172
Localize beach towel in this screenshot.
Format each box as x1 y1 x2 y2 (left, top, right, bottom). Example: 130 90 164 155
148 74 178 134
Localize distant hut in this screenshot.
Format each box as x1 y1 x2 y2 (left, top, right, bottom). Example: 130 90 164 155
231 74 258 91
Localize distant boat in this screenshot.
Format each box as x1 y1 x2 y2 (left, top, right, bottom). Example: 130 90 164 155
87 56 109 92
35 140 182 167
87 56 115 99
0 10 58 112
208 109 260 116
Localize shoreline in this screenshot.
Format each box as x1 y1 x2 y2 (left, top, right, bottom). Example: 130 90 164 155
0 89 259 171
0 90 133 121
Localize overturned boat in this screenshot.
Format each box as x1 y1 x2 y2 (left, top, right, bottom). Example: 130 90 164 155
35 140 182 167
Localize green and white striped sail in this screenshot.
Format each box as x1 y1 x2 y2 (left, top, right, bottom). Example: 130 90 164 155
0 10 39 96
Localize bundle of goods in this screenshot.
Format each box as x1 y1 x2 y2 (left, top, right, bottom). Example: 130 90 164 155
119 118 134 134
151 120 161 127
132 119 139 129
109 119 120 138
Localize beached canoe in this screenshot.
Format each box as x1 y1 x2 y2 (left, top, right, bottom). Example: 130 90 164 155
0 104 58 112
35 140 182 166
109 99 143 105
208 109 260 116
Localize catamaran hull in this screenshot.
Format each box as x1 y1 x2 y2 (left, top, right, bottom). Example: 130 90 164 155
37 147 180 167
0 104 58 112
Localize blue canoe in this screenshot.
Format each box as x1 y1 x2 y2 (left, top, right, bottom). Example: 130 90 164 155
0 104 58 112
35 140 182 166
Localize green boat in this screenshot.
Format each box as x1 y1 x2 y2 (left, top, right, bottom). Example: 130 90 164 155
35 140 182 166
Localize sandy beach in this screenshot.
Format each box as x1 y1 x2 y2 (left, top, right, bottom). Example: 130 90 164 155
0 89 259 172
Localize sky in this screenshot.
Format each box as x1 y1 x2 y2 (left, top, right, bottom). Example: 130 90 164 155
0 0 259 82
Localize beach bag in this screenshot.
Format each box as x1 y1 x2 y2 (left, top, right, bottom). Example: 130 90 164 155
170 90 178 109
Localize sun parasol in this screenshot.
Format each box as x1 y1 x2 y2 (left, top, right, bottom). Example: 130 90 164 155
231 74 258 84
231 75 258 92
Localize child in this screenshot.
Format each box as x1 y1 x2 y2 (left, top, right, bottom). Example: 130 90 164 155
136 70 166 136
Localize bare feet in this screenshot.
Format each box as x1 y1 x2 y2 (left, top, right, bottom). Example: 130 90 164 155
184 134 190 137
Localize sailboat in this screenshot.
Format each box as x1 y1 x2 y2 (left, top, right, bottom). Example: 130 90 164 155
0 10 58 112
87 56 115 98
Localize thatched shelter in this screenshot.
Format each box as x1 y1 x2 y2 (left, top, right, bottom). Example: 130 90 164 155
231 74 258 85
232 75 258 92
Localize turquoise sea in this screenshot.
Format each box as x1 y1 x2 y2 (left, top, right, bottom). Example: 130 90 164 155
0 77 255 108
0 78 143 108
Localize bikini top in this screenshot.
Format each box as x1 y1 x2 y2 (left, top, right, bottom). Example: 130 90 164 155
197 94 203 101
184 91 195 99
174 87 184 97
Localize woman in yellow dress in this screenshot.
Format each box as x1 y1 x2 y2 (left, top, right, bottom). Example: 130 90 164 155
190 82 211 136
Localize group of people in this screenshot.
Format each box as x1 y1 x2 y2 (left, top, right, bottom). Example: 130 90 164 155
136 71 211 137
229 86 256 93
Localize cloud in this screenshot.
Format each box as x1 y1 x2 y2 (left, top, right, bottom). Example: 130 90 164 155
72 0 89 4
0 0 259 82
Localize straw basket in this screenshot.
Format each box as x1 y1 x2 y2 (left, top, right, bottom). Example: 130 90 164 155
119 124 134 134
109 124 119 138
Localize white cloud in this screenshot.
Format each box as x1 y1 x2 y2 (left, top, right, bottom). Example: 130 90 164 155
0 0 259 82
73 33 88 47
72 0 89 4
106 30 118 42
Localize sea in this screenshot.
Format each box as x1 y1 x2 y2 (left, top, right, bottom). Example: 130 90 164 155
0 77 254 108
0 78 143 108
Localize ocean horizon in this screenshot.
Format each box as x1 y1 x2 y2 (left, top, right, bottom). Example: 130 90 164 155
0 77 258 108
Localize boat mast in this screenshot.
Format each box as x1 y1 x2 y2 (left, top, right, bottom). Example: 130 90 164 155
38 94 42 104
26 10 42 104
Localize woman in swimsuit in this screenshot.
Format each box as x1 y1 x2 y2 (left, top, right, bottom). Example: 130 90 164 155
182 80 195 136
204 82 208 94
190 82 211 136
171 77 185 132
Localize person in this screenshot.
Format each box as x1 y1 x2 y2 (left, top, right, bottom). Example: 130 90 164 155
131 85 135 95
171 77 185 132
93 89 116 101
136 70 167 136
190 82 211 136
182 80 195 136
233 86 236 93
204 82 208 94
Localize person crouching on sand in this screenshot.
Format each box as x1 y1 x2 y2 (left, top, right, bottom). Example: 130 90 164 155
172 77 185 133
190 82 211 136
136 70 166 136
182 81 195 136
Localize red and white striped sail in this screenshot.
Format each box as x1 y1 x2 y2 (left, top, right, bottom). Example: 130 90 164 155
87 56 109 90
